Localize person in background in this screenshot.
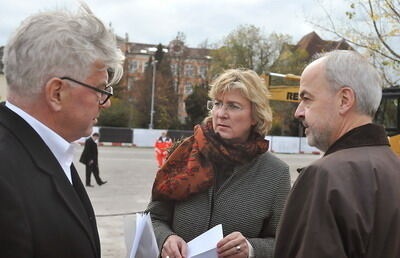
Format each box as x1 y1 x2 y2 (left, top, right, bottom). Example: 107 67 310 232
80 132 107 187
146 69 291 258
274 50 400 258
0 4 124 258
154 131 173 168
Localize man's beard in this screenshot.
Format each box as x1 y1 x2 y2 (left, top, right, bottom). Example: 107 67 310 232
307 129 331 152
302 120 333 152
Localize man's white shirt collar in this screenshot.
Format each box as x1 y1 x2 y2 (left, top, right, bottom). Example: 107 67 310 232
5 101 74 184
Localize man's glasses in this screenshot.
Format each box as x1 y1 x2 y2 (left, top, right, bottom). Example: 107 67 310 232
59 77 113 105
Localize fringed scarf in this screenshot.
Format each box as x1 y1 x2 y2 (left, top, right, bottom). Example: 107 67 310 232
151 119 269 201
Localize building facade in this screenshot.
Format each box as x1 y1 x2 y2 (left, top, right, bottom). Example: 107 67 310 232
118 35 211 123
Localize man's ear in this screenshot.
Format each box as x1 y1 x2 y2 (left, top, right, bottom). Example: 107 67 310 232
338 87 355 115
45 78 64 112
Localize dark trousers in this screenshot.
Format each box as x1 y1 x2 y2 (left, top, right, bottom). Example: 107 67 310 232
85 163 102 185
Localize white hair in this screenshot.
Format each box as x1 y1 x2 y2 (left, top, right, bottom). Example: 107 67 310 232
319 50 382 117
3 4 124 98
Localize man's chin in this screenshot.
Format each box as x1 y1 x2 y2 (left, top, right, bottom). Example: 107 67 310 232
307 136 318 149
308 138 328 152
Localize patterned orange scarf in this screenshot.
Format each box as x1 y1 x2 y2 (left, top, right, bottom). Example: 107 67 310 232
151 119 269 201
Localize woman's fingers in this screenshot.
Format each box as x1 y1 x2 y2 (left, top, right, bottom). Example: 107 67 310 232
217 232 249 257
162 235 188 258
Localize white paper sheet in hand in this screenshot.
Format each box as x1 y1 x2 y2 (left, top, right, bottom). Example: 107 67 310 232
187 224 223 258
129 213 159 258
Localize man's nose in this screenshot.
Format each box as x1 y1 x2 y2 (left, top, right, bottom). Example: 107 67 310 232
294 103 304 119
100 99 111 108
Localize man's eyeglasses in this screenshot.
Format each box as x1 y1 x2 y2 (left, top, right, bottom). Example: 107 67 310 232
207 100 244 113
59 77 113 105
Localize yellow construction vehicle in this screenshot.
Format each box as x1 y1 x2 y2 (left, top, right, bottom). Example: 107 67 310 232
263 72 400 156
262 73 300 103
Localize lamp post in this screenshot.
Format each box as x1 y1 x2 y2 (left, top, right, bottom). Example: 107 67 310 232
149 60 158 129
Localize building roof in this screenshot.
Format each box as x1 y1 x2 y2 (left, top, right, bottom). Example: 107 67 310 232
127 42 158 54
123 41 210 60
185 47 210 59
296 31 352 58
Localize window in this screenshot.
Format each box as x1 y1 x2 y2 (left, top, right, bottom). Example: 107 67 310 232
170 63 178 77
173 79 178 92
129 60 139 73
199 66 207 78
143 62 148 73
184 82 193 95
127 77 134 90
184 64 195 78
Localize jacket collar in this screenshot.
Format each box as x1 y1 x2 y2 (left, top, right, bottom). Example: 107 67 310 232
324 123 389 156
0 103 63 176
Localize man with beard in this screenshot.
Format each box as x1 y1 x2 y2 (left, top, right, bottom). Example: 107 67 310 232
274 50 400 258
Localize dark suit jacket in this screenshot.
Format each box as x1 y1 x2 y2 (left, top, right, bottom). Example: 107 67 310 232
0 103 100 258
80 137 98 166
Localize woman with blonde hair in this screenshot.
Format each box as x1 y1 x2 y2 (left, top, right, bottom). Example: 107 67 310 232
147 69 290 258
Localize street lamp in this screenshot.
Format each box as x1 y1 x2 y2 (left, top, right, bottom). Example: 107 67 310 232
149 60 158 129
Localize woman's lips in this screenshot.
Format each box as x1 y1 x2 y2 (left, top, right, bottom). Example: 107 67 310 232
217 124 229 128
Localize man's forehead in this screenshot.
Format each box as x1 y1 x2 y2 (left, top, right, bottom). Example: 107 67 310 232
300 59 327 89
302 58 325 78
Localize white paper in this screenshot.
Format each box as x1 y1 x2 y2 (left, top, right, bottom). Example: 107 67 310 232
187 224 223 258
123 214 136 255
129 213 159 258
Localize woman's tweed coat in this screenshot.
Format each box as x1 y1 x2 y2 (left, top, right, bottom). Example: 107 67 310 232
146 152 290 258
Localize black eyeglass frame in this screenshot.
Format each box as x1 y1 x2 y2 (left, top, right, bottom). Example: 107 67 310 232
59 76 113 105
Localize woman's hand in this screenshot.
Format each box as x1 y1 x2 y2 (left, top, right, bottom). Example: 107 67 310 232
161 235 188 258
217 232 249 257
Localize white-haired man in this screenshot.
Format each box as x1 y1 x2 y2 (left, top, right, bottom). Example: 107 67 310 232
275 50 400 258
0 5 124 258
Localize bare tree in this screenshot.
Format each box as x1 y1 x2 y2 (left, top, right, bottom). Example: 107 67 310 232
310 0 399 86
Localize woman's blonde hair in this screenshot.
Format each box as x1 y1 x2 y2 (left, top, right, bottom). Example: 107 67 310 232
207 69 272 136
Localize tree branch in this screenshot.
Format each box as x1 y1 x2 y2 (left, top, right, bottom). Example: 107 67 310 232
368 0 400 59
384 0 400 21
310 21 399 62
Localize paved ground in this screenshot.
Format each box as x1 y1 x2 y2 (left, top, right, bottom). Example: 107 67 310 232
73 145 320 258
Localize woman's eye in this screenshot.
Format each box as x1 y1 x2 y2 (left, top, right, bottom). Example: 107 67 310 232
228 104 241 110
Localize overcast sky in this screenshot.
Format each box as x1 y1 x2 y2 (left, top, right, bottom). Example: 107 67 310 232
0 0 350 47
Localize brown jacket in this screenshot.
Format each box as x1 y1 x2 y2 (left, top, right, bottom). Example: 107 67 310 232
275 124 400 258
